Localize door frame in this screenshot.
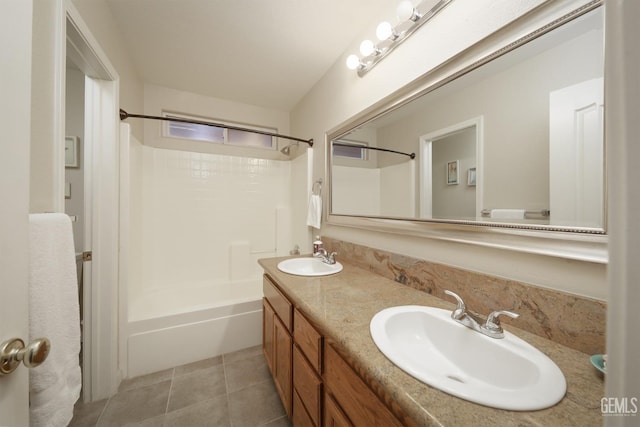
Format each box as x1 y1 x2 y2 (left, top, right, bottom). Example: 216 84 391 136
419 116 484 219
65 0 121 401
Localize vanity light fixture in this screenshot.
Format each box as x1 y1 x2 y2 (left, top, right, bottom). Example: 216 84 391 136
397 0 423 22
360 40 380 57
346 0 453 76
376 22 398 41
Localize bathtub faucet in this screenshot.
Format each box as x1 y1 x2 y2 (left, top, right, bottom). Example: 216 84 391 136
314 248 338 265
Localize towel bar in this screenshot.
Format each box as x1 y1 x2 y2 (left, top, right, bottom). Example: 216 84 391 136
481 209 550 217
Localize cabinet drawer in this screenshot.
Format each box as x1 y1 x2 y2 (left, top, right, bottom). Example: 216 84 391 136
293 346 322 426
294 309 322 373
263 275 292 331
324 393 352 427
293 390 315 427
324 344 403 427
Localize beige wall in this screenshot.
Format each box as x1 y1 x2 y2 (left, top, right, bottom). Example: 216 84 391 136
64 67 85 252
291 0 607 300
30 0 144 212
30 0 64 213
432 129 476 219
142 84 291 160
71 0 144 142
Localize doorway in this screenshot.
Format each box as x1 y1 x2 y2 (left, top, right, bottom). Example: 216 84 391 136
64 60 87 398
65 4 121 402
419 117 483 220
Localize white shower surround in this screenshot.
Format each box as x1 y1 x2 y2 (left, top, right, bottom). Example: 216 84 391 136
133 146 291 293
127 142 297 377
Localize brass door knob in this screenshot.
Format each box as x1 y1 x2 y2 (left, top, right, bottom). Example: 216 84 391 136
0 337 51 375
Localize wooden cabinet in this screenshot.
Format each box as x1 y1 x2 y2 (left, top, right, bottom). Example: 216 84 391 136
294 309 323 372
263 276 293 417
293 334 322 425
262 274 410 427
324 344 405 427
293 389 316 426
324 394 352 427
274 314 292 416
262 299 275 374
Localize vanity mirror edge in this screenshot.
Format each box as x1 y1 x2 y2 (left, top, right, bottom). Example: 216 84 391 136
325 0 607 264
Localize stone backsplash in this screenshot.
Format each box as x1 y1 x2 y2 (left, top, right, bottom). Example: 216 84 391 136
323 237 606 355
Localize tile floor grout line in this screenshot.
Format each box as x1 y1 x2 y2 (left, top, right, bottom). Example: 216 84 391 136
72 347 276 426
228 374 274 394
222 353 235 427
93 396 111 427
164 367 176 415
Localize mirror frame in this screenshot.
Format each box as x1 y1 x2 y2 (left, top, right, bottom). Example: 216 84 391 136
326 0 607 263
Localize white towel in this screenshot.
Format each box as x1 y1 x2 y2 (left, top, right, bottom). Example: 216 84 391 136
306 194 322 229
28 214 81 427
490 209 526 219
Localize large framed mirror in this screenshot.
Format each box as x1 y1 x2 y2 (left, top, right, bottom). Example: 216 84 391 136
327 1 606 261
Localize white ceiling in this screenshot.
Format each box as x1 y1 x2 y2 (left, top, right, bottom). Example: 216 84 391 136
106 0 393 112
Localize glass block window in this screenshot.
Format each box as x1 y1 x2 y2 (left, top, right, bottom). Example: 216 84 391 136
163 112 275 150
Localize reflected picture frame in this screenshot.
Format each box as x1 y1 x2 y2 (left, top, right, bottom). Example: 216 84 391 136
65 136 79 168
447 160 459 185
467 167 477 186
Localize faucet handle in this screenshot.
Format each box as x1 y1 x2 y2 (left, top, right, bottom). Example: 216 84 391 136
327 252 337 263
484 310 519 332
314 248 327 258
444 290 466 319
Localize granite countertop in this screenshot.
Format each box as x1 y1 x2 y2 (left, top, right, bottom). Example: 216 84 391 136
259 256 605 427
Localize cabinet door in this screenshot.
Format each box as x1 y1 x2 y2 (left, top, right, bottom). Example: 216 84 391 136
274 314 293 416
324 393 352 427
293 346 322 425
263 299 275 375
293 391 316 427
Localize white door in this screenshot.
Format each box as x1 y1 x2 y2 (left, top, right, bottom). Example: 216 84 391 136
0 1 34 424
549 78 604 228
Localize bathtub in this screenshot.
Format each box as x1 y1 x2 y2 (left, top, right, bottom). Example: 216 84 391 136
127 278 263 377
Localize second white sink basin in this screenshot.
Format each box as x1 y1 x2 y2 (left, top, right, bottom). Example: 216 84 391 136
277 257 343 276
370 305 566 411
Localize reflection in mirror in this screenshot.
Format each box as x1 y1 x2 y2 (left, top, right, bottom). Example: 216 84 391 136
419 118 481 221
332 137 416 218
329 4 605 233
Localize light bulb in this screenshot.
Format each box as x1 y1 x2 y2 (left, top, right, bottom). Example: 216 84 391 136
397 0 416 21
376 21 393 41
346 54 361 70
359 40 375 57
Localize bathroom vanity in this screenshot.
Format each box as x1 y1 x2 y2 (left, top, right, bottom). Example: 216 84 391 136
263 273 408 426
259 256 604 426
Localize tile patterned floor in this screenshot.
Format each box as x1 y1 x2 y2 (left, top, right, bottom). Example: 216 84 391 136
69 346 291 427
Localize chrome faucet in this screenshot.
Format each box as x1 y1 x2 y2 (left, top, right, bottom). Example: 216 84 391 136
444 290 519 339
314 248 338 265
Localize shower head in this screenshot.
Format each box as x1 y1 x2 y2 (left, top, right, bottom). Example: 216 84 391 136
280 141 299 155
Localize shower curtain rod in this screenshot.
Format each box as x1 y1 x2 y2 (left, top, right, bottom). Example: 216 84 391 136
333 142 415 159
119 109 314 147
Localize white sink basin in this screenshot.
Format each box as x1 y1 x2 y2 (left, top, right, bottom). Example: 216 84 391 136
370 305 566 411
277 257 343 276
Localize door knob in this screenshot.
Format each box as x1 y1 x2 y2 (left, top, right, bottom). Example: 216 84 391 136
0 337 51 375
